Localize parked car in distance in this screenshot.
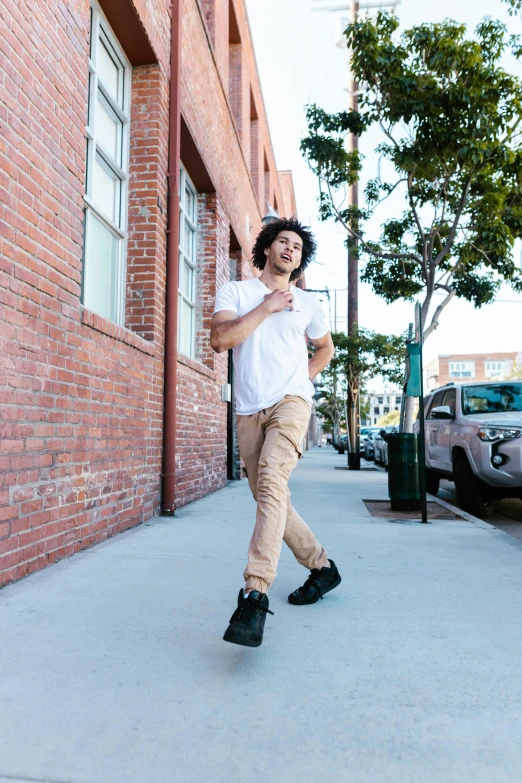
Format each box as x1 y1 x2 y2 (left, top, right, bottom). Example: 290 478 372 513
374 426 397 465
337 428 380 455
363 430 380 461
414 381 522 518
338 433 348 454
360 427 380 455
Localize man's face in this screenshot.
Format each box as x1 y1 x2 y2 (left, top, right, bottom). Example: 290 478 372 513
264 231 303 278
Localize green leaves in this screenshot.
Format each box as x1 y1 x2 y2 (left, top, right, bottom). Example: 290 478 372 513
300 106 364 188
301 9 522 340
503 0 522 17
327 329 405 389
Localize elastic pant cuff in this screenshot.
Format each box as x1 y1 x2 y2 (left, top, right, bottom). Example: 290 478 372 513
245 576 269 594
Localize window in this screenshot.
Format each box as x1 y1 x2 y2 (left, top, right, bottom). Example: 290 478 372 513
373 407 379 416
395 396 402 406
383 407 390 414
427 390 445 418
449 361 475 378
83 2 131 323
377 396 383 404
485 361 505 379
178 165 198 358
462 383 522 415
442 388 456 415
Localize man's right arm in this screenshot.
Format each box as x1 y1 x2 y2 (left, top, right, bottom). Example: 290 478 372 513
210 288 294 353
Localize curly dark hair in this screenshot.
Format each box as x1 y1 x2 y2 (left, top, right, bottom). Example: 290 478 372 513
251 218 317 282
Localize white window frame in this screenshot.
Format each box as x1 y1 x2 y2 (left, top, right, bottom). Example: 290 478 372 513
485 361 504 378
82 0 131 324
178 165 198 358
449 361 475 378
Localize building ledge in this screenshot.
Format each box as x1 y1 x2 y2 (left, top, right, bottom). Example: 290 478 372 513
177 352 217 381
81 308 156 356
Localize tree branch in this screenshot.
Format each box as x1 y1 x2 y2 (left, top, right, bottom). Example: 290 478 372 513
423 285 456 341
406 168 428 276
325 181 422 264
432 177 473 266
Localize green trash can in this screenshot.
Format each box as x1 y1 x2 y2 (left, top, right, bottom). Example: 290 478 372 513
387 433 421 511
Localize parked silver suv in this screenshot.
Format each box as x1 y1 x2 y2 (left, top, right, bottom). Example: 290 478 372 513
415 381 522 518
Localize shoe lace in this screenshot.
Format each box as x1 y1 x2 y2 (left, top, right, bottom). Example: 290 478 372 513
302 569 324 599
237 594 274 623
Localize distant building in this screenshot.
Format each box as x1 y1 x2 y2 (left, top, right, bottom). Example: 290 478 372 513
361 388 403 426
424 352 521 392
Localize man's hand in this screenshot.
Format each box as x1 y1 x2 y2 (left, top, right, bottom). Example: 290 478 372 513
263 289 293 313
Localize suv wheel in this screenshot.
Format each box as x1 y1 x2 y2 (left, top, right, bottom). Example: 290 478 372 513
454 454 493 519
425 469 440 496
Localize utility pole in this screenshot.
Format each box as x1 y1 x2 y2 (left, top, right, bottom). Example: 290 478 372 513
312 0 400 469
347 0 360 469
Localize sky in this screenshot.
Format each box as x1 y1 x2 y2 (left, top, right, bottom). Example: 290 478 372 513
245 0 522 374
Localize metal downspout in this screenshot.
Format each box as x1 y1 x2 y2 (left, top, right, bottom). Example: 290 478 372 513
162 0 182 515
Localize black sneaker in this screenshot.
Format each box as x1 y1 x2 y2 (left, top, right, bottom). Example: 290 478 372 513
223 589 274 648
288 559 341 605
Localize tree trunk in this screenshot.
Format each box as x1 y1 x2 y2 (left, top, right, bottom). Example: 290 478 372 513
333 415 340 446
347 383 360 469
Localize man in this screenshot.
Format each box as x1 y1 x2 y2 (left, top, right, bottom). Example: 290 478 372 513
211 218 341 648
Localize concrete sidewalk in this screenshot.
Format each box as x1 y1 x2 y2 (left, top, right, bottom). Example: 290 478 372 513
2 448 522 783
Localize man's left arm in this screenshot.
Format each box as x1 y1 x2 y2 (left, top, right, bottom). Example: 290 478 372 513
308 332 335 380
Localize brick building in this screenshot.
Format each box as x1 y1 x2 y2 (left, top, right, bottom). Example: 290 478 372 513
424 352 521 392
0 0 298 586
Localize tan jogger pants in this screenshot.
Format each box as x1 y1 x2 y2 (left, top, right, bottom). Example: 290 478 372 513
237 395 329 594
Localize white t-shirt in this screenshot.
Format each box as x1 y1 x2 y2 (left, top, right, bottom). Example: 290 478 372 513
214 278 329 415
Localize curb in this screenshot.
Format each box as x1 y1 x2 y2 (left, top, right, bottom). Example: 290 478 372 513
428 493 522 553
427 493 492 528
365 460 522 551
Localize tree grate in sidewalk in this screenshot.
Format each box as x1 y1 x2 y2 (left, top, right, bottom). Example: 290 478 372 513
335 466 378 471
363 500 464 521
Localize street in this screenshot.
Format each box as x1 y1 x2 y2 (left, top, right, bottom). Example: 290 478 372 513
438 481 522 542
2 447 522 783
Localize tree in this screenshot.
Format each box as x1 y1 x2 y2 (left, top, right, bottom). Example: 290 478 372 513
505 359 522 380
503 0 522 14
326 329 404 458
301 13 522 343
377 409 400 426
316 389 346 446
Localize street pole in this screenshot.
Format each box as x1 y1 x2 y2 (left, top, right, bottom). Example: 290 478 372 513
347 0 360 470
416 303 428 524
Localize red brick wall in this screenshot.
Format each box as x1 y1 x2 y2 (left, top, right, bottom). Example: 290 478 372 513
0 0 296 587
0 0 168 587
195 192 230 370
126 65 169 343
229 43 243 135
279 171 298 218
250 114 260 203
437 352 518 387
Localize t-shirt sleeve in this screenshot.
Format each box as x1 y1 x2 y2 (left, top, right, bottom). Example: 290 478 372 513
214 282 239 315
306 297 330 339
